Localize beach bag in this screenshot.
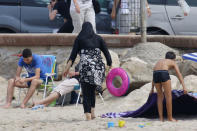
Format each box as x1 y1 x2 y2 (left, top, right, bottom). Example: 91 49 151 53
56 92 71 106
92 0 101 14
69 91 81 104
56 91 81 106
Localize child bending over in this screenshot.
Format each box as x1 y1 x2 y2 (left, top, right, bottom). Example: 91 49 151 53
150 51 187 122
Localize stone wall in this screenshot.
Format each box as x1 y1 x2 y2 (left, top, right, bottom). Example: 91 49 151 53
1 34 197 92
1 42 197 91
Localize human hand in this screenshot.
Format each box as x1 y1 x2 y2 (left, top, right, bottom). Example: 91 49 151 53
47 4 52 10
183 89 187 94
147 8 151 17
63 70 69 78
68 71 76 78
16 78 26 84
63 60 72 78
15 77 21 83
111 12 116 19
184 12 188 16
75 5 80 13
15 76 20 80
19 78 27 83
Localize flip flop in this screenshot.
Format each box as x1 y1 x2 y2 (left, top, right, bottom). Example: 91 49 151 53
31 104 44 110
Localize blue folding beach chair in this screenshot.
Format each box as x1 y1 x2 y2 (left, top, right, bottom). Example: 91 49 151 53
39 55 57 99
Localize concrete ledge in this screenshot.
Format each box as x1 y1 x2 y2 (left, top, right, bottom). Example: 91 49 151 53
0 34 197 48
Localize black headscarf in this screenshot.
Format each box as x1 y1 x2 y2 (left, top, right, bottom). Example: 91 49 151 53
77 22 95 41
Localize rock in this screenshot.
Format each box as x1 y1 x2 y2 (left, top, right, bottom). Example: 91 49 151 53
182 75 197 92
122 42 179 67
0 76 6 82
121 57 152 89
56 61 67 81
0 48 19 79
110 48 130 62
170 75 180 90
178 60 197 77
0 77 7 104
102 50 120 90
102 50 120 68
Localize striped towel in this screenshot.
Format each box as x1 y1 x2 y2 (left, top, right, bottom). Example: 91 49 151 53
101 112 128 118
182 53 197 62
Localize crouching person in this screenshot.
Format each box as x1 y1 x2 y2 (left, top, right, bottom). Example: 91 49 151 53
2 49 46 108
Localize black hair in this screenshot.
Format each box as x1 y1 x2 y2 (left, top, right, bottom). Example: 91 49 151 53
165 51 176 59
22 48 32 58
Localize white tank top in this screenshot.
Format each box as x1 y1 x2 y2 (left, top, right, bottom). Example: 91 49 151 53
70 0 92 11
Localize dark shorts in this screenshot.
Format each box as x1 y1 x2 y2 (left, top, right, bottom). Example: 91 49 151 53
153 70 170 83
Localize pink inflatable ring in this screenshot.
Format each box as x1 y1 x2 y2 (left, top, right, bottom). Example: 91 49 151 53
106 68 130 97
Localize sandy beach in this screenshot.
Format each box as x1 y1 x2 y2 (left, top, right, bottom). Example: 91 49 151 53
1 76 197 131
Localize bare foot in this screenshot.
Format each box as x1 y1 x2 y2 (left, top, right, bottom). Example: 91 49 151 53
2 103 12 109
160 118 164 122
20 104 26 109
27 103 35 108
33 101 44 106
85 113 91 121
168 118 177 122
91 115 96 120
31 101 37 107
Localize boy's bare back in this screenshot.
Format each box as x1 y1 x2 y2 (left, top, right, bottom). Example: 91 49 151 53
154 59 176 71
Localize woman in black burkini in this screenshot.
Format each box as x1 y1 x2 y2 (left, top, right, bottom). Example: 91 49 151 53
48 0 73 33
63 22 112 120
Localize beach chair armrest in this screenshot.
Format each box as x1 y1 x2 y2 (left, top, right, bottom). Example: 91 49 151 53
45 73 56 77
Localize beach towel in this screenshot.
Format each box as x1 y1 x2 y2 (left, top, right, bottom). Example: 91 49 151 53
102 90 197 118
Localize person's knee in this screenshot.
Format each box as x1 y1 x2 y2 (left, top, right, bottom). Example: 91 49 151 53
8 78 15 86
8 78 15 83
157 93 164 100
54 92 60 98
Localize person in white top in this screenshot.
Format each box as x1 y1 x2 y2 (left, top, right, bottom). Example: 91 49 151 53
111 0 151 34
70 0 96 33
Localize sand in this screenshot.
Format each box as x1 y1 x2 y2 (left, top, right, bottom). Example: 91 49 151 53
1 77 197 131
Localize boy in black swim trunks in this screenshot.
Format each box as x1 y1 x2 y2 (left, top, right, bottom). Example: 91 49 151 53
150 51 187 122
